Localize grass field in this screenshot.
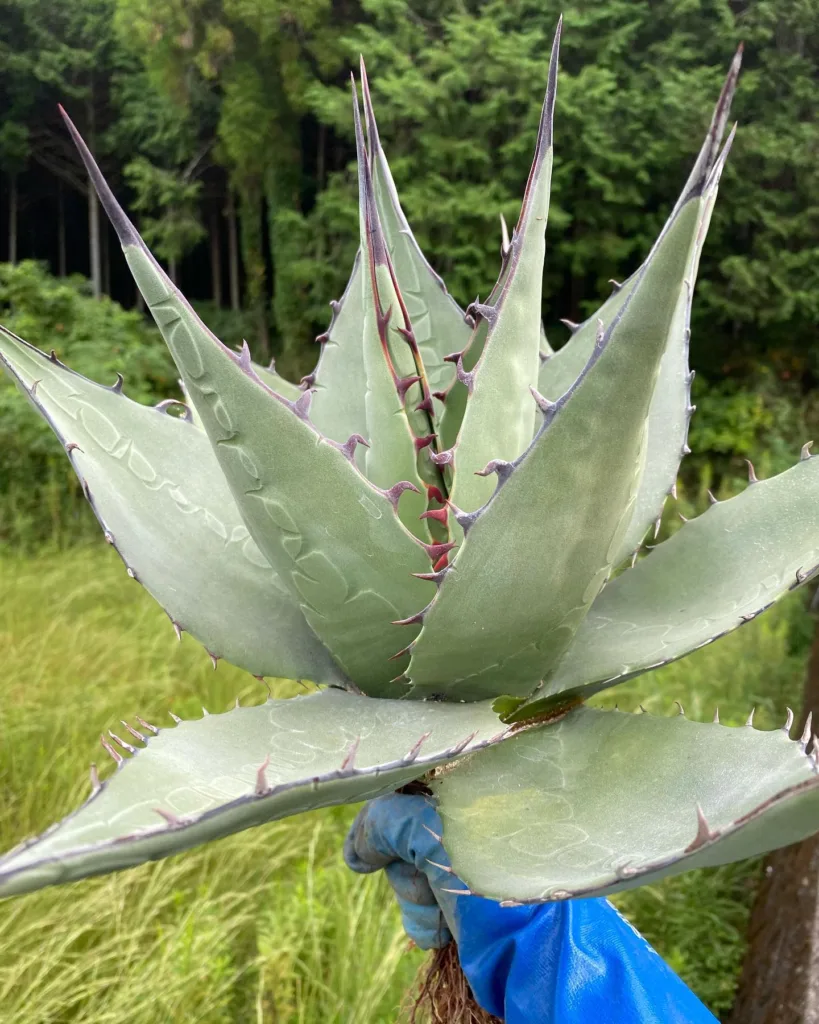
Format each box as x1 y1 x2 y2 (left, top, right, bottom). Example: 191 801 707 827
0 545 811 1022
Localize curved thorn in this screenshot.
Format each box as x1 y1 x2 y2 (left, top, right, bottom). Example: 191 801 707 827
801 441 814 461
109 730 136 755
674 701 685 717
713 707 720 724
707 489 718 505
746 459 758 483
745 707 756 728
421 822 443 843
254 754 271 796
426 858 454 874
341 736 361 771
136 715 159 736
403 731 432 763
801 712 813 750
784 707 795 734
169 712 182 724
685 804 717 853
89 763 101 795
121 720 146 744
100 733 123 765
155 807 184 827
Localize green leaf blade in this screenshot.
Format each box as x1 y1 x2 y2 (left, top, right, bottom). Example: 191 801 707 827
433 705 819 902
61 109 434 697
0 690 506 899
541 452 819 703
0 325 343 685
448 21 561 515
405 197 701 701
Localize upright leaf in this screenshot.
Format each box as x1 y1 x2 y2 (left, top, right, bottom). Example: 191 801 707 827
403 197 701 701
61 108 433 697
538 49 741 562
0 325 343 685
537 452 819 704
446 19 561 515
360 61 471 398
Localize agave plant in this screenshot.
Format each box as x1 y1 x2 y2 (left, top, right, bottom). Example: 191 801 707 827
1 26 819 910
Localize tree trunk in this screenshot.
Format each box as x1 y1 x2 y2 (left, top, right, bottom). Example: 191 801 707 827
227 191 240 312
8 173 17 264
210 210 223 307
729 600 819 1024
58 182 66 277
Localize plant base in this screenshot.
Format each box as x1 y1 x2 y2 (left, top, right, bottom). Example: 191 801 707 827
408 942 502 1024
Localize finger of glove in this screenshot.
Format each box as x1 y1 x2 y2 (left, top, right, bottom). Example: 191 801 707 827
386 864 452 950
344 793 438 874
385 860 439 907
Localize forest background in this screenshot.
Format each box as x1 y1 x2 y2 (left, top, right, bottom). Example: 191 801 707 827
0 1 818 1020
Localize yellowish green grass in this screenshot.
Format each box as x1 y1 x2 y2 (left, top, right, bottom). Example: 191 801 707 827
0 547 809 1021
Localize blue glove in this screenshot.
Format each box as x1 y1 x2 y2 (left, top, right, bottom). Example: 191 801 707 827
344 793 717 1024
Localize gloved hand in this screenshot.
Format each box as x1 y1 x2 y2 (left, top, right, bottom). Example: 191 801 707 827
344 792 718 1024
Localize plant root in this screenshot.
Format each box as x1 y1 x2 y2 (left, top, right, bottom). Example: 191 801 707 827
407 942 502 1024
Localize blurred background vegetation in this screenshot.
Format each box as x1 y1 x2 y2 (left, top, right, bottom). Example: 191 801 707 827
0 0 818 1020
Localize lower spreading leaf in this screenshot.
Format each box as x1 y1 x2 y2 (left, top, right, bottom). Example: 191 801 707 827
0 689 506 899
432 705 819 903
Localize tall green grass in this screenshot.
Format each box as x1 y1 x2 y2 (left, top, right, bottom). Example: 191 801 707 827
0 547 810 1021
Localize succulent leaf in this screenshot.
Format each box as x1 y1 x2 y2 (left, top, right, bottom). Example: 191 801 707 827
404 196 701 701
538 49 742 563
433 705 819 902
0 325 343 684
352 81 432 536
61 109 433 696
447 19 561 515
359 60 471 398
0 689 507 899
530 451 819 707
309 256 368 462
251 359 303 403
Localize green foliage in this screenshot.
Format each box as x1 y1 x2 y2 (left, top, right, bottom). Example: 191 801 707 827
0 547 809 1018
0 261 175 547
0 548 420 1023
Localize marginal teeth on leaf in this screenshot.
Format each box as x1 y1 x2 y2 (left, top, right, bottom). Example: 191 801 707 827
713 707 720 724
474 459 514 481
429 447 454 466
341 736 361 771
783 707 795 733
746 460 759 483
169 712 182 724
707 489 718 505
421 822 443 843
685 804 718 853
254 755 271 796
136 716 159 735
121 721 146 744
529 385 556 416
89 763 101 795
402 732 431 763
208 652 219 671
440 886 475 896
426 858 453 874
154 808 184 828
100 734 123 765
559 318 580 333
382 480 422 509
801 441 814 460
800 712 813 750
674 701 685 717
745 707 755 728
